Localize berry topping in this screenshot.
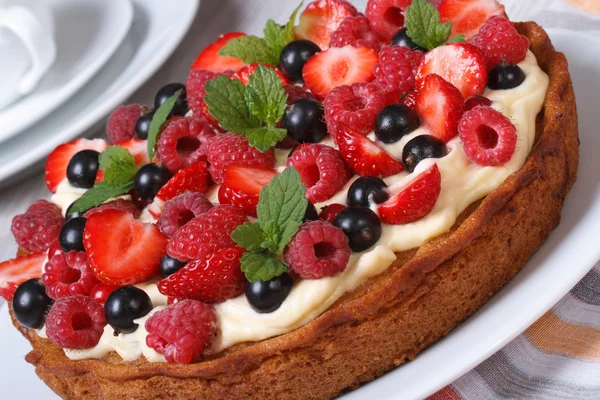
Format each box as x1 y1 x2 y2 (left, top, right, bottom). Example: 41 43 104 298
287 143 351 203
438 0 505 41
319 203 346 223
302 45 379 99
329 15 380 51
283 84 318 105
42 251 99 300
280 40 321 82
145 299 217 364
106 104 146 144
89 283 118 304
134 163 173 201
104 286 153 334
378 164 441 224
12 278 52 329
295 0 358 50
391 27 426 51
83 199 141 219
58 217 87 253
284 220 351 279
333 206 382 252
153 162 209 212
402 135 448 173
218 165 277 217
159 192 213 237
464 94 492 111
401 87 418 109
284 99 328 144
245 273 293 313
0 253 45 301
154 83 188 116
160 255 186 278
45 295 107 350
120 138 152 167
365 0 411 43
84 210 168 285
135 110 154 140
191 32 247 73
11 200 64 253
470 16 530 70
304 202 319 222
458 106 517 166
487 61 526 90
414 74 465 143
186 69 225 127
373 46 423 98
375 103 420 144
233 63 288 86
347 176 389 207
66 150 100 189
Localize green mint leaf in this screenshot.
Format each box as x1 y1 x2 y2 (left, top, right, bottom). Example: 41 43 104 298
244 65 288 126
447 34 465 43
205 76 261 134
283 3 303 44
405 0 452 50
68 181 134 214
147 92 181 160
99 146 138 186
240 252 288 282
99 146 134 171
263 19 286 53
245 127 287 153
231 222 265 252
219 35 278 66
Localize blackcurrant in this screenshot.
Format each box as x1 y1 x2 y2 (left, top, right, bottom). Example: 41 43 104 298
154 83 188 116
375 104 420 144
283 99 327 144
59 217 87 252
402 135 448 173
134 164 172 201
488 62 526 90
279 40 321 82
347 177 389 207
333 207 382 252
303 202 319 222
66 150 100 189
13 278 53 329
245 273 293 313
391 28 426 52
159 255 186 278
135 110 155 140
104 286 153 334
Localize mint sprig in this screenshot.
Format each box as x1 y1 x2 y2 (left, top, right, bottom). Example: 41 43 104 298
231 167 308 282
147 92 181 161
405 0 465 50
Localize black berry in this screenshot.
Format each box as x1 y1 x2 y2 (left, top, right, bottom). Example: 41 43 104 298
333 207 382 252
65 204 82 221
59 217 87 252
13 278 53 329
154 83 188 116
104 286 153 334
487 62 526 90
66 150 100 189
135 110 155 140
347 177 389 207
375 104 420 144
283 99 328 144
134 164 172 201
391 28 426 52
246 273 293 313
303 202 319 222
279 40 321 82
402 135 448 173
159 255 186 278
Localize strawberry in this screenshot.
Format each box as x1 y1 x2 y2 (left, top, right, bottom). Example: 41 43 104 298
45 138 107 193
378 164 441 225
336 128 403 177
295 0 358 50
416 43 487 99
303 45 379 99
84 210 168 285
190 32 247 73
218 164 277 217
414 74 465 143
119 138 150 167
438 0 505 41
233 63 288 85
0 252 45 301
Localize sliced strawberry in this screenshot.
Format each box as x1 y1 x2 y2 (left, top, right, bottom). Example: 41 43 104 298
119 138 150 167
336 128 403 177
45 138 107 193
416 43 487 99
233 63 288 85
84 210 168 285
438 0 505 41
295 0 358 50
378 164 441 225
190 32 247 73
415 74 465 142
303 45 378 99
218 164 277 217
0 252 45 301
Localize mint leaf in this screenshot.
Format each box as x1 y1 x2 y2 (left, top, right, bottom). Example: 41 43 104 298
147 92 181 160
219 35 278 66
405 0 455 50
99 146 134 171
263 19 286 55
240 252 288 282
99 146 138 186
245 127 287 153
231 222 265 252
283 3 303 44
245 65 288 126
205 76 260 134
68 181 134 214
447 34 465 43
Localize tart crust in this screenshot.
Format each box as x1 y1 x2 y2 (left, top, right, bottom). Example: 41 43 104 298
9 22 579 400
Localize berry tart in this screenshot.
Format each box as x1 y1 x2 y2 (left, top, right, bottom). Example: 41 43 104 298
3 0 578 399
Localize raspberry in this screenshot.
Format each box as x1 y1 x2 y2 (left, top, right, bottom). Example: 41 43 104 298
106 104 146 144
45 296 107 349
365 0 412 43
157 116 216 174
167 205 247 262
373 46 423 96
286 144 350 204
324 82 386 139
159 192 213 237
329 15 380 51
283 84 317 105
284 221 351 279
11 200 64 253
83 199 140 219
186 69 233 127
42 251 99 300
470 16 530 69
205 133 275 184
145 299 217 364
458 106 517 166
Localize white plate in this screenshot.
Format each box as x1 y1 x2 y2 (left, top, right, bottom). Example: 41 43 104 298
0 0 199 185
0 28 598 400
0 0 133 142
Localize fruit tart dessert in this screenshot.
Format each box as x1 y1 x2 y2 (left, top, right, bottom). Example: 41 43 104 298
2 0 578 398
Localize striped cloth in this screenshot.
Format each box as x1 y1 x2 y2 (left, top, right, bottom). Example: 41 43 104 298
428 262 600 399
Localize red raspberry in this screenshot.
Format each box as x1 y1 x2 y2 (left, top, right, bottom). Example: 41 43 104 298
470 16 530 70
458 106 517 166
283 84 317 105
365 0 412 43
42 251 99 300
83 199 141 219
284 221 351 279
330 15 380 51
106 104 146 144
158 192 213 237
167 205 247 262
145 299 217 364
185 69 220 127
318 203 346 223
205 133 275 184
45 296 107 349
373 46 423 97
157 116 216 174
11 200 64 253
287 144 350 204
464 95 492 111
324 82 386 139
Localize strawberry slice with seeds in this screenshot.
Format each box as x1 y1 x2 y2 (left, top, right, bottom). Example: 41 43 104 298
303 45 379 99
218 164 277 217
45 138 107 193
415 74 465 143
0 252 45 301
295 0 358 50
190 32 247 73
119 138 150 167
438 0 505 41
378 164 441 225
233 63 288 85
336 128 403 177
416 43 487 99
84 210 168 285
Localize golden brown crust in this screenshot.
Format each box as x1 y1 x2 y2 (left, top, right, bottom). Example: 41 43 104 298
10 22 579 399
